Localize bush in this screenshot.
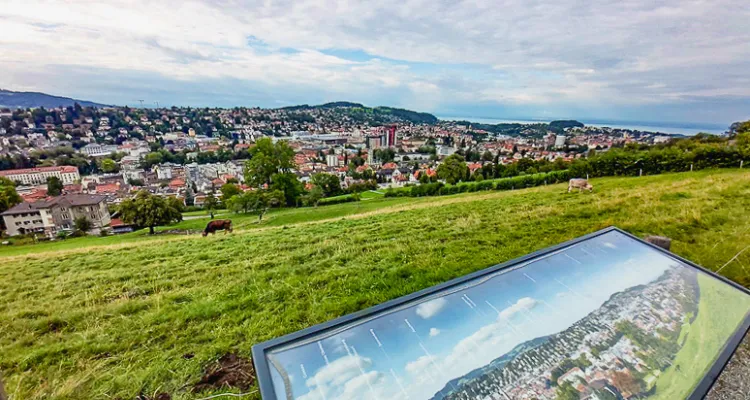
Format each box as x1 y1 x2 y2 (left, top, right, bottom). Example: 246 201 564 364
318 195 359 206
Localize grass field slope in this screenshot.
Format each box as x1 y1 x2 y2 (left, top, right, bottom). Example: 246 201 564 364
1 169 750 399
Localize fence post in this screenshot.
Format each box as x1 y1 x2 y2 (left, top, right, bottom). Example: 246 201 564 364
639 168 643 177
0 372 6 400
645 235 671 251
586 174 589 180
741 160 744 169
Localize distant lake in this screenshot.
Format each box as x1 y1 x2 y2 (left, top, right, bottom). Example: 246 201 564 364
438 115 727 136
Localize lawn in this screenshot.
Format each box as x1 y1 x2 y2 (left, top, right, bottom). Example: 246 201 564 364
1 169 750 399
650 273 750 399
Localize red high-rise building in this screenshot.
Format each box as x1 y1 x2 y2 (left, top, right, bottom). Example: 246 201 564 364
387 125 397 147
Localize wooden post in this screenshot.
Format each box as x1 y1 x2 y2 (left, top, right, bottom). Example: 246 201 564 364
0 372 7 400
645 235 672 251
639 168 643 177
690 163 693 172
741 160 744 169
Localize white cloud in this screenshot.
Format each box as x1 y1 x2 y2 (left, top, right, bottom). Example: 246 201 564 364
304 355 371 388
429 327 441 337
603 242 617 249
2 0 750 122
498 297 539 320
416 298 448 319
405 354 438 375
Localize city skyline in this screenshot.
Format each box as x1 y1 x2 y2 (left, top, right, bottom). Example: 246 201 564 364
263 231 743 400
2 0 750 125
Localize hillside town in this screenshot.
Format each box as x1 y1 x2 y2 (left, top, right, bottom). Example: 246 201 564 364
0 103 691 238
437 266 699 400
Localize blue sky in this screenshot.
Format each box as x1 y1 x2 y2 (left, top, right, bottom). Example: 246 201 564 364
2 0 749 126
264 231 688 400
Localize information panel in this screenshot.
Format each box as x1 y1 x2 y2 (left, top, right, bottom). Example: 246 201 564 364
252 227 750 400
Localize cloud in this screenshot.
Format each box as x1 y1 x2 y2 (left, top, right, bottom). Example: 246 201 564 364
429 327 441 337
2 0 750 123
299 354 392 400
603 242 617 249
416 298 448 319
498 297 539 320
405 355 438 375
304 354 371 388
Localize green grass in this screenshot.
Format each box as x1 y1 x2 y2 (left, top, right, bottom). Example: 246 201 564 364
650 273 750 399
1 169 750 399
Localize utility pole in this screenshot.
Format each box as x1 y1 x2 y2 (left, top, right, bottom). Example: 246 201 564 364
137 99 144 108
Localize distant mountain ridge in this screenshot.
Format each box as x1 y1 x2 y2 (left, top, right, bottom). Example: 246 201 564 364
0 89 109 109
279 101 439 124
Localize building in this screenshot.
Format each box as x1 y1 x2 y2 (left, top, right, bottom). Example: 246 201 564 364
0 202 56 237
80 143 118 157
555 135 567 148
326 153 339 167
1 194 111 237
0 166 80 186
367 135 382 149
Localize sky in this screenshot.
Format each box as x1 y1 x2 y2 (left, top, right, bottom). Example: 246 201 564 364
263 231 696 400
1 0 750 126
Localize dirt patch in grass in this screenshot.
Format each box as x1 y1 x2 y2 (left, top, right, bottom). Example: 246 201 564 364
192 353 255 393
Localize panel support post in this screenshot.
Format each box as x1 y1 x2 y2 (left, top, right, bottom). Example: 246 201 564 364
645 235 671 251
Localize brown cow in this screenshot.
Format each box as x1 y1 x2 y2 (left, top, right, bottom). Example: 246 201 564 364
568 178 593 193
202 219 233 236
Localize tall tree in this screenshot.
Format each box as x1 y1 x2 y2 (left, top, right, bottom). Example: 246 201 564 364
47 176 63 196
0 177 22 214
270 172 304 206
243 137 295 186
120 190 184 234
204 192 219 219
437 154 469 185
74 216 92 234
220 183 241 201
226 189 284 221
311 173 342 197
100 158 118 173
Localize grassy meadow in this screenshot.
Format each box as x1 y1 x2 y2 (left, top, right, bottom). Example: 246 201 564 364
650 273 750 400
1 169 750 399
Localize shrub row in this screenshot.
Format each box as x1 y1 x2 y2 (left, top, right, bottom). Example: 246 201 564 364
318 195 360 205
385 170 572 198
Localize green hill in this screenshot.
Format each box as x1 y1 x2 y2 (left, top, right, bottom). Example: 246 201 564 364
1 169 750 399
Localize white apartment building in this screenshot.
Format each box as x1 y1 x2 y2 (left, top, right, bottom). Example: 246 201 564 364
2 194 111 237
0 166 80 185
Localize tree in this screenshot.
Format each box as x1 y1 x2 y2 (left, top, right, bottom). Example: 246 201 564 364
142 152 164 169
302 186 324 207
119 190 184 234
244 137 296 186
0 177 22 214
311 173 342 197
270 172 304 206
220 183 241 201
227 189 284 221
437 154 469 185
204 191 219 219
555 382 580 400
47 176 63 196
74 216 92 234
100 158 118 173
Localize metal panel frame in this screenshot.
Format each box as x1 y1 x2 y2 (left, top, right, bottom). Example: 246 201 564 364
252 226 750 399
